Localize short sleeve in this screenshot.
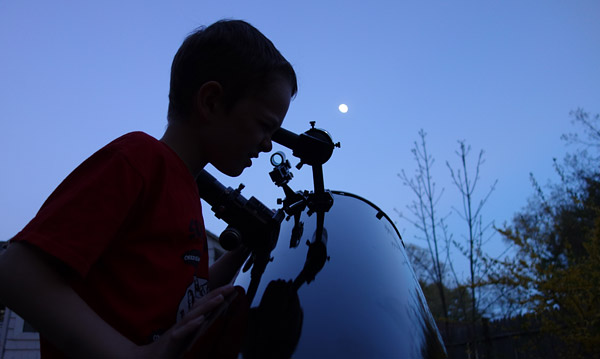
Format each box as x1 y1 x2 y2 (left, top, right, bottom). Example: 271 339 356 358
12 146 144 276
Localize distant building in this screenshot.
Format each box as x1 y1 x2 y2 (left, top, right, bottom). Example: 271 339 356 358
0 232 225 358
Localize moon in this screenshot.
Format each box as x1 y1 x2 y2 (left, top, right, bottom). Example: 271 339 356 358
338 104 348 113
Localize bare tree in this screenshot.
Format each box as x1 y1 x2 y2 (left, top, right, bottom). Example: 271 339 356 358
447 140 497 357
397 129 451 334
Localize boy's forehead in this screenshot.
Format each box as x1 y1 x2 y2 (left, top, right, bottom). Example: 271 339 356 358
245 75 292 100
249 78 292 121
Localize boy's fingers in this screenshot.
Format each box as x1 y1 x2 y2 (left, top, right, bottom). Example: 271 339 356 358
184 293 225 320
208 284 236 299
180 285 235 325
171 315 206 341
159 286 241 357
157 315 206 358
188 284 234 311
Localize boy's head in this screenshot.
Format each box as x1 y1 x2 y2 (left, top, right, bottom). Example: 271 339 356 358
167 19 298 122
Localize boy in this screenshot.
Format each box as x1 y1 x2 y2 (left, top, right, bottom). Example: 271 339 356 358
0 19 297 358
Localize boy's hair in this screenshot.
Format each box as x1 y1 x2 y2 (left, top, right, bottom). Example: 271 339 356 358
167 19 298 122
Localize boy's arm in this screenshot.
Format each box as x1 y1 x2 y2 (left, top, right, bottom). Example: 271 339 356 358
209 245 251 289
0 241 233 358
0 242 137 357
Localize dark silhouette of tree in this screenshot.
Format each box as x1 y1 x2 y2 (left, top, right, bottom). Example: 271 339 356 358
492 110 600 358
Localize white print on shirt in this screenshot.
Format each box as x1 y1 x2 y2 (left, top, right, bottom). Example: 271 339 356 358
177 247 209 322
175 222 209 322
176 275 209 322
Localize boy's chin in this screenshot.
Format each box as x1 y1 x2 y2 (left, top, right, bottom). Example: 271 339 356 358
215 164 246 178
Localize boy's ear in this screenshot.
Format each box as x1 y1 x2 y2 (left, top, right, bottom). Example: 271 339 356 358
194 81 224 119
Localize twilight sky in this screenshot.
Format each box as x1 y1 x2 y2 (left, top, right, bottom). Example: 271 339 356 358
1 0 599 277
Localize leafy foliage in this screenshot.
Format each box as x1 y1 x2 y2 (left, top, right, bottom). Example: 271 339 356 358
492 110 600 358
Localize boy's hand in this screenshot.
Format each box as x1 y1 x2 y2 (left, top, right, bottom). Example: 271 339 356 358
137 285 236 358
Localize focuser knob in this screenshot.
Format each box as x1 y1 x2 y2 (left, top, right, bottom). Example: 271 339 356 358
219 226 242 251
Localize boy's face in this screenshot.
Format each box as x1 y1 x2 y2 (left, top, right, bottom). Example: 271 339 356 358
209 75 292 177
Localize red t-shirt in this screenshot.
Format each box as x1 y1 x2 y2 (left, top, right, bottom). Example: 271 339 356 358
12 132 209 352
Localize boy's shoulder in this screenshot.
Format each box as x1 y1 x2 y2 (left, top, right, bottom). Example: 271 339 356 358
103 131 189 179
108 131 159 150
103 132 166 160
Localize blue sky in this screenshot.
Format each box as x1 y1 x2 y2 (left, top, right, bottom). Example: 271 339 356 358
1 1 599 278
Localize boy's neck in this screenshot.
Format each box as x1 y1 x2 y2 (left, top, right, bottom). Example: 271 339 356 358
160 122 207 178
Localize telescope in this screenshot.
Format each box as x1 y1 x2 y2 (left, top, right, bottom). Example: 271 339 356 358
196 123 447 358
